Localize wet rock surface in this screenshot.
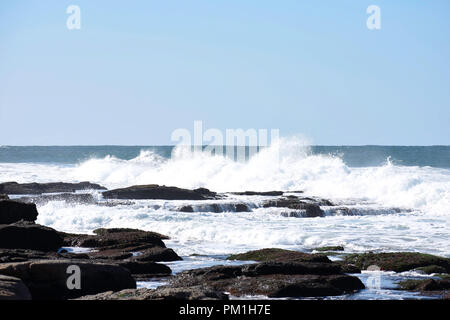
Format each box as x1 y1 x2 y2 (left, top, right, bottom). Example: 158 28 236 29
398 278 450 292
262 198 326 217
230 191 284 196
117 261 172 279
177 203 251 213
0 181 106 195
0 274 32 300
0 248 89 263
76 286 229 300
167 261 365 298
343 252 450 273
59 228 181 277
16 193 96 206
102 184 218 200
0 260 136 300
314 246 345 252
0 200 39 224
0 222 63 251
61 228 169 251
227 248 332 263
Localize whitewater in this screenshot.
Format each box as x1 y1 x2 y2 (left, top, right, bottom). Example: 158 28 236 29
0 138 449 257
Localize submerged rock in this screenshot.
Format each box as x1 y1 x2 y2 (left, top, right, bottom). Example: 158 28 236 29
102 184 217 200
262 198 324 217
0 274 32 300
0 259 136 300
16 193 96 206
231 191 284 196
0 181 106 195
177 203 250 213
343 252 450 273
179 205 194 212
0 200 39 224
0 222 63 251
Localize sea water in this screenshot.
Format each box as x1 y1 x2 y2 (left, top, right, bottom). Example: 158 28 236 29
1 140 449 299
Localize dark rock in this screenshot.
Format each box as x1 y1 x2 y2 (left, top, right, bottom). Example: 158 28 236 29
0 260 136 300
436 274 450 280
0 194 9 200
0 247 172 280
0 248 89 263
62 228 168 250
0 249 54 263
88 250 133 260
0 200 39 224
414 265 447 274
343 252 450 273
397 278 450 292
180 262 343 279
0 274 32 300
88 247 182 263
102 184 217 200
334 262 361 274
0 181 106 195
301 197 334 206
179 205 194 212
221 274 363 298
177 203 250 213
131 247 182 262
61 228 182 266
234 203 250 212
263 199 324 217
76 286 228 300
227 248 331 263
280 211 303 218
16 193 96 206
93 228 169 239
231 191 284 196
169 262 364 298
0 222 63 251
241 262 342 276
314 246 345 252
118 261 172 277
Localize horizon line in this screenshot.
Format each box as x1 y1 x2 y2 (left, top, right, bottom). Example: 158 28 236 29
1 144 449 148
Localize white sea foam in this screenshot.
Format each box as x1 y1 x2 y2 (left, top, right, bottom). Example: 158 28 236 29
1 137 449 257
1 137 447 215
35 200 450 257
68 139 450 216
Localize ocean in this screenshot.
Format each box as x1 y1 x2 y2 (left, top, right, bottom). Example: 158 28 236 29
1 140 449 299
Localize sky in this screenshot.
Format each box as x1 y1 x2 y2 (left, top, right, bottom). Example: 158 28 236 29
0 0 449 146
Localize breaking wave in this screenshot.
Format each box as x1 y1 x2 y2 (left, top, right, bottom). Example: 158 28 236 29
0 137 448 215
65 137 450 215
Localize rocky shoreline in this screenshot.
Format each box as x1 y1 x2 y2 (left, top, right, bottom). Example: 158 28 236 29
0 181 449 300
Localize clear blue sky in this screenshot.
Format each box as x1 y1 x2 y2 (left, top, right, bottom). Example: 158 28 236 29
1 0 449 145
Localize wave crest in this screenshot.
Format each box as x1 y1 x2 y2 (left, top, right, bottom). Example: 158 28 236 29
65 137 450 215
